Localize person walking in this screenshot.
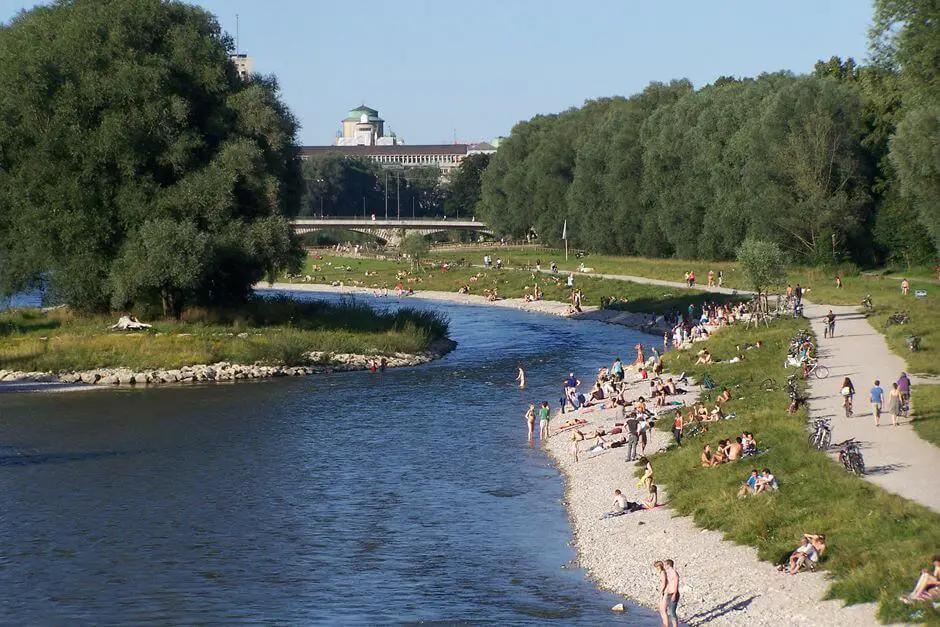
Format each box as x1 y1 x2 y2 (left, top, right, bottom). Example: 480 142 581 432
870 380 884 427
516 362 526 389
538 401 551 440
897 372 912 414
886 382 903 427
672 410 683 447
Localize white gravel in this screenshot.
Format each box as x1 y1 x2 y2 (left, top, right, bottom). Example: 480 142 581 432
542 378 880 627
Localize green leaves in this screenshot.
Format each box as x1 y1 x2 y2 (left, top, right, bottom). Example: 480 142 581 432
737 239 787 298
0 0 302 313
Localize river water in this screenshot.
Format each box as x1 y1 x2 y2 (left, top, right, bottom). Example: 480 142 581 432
0 291 660 625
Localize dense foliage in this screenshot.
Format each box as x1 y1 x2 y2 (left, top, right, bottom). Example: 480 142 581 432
0 0 304 315
475 1 938 267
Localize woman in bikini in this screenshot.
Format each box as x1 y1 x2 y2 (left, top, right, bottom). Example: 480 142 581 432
525 404 536 440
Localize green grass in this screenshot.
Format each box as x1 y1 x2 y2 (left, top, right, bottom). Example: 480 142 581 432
910 385 940 450
0 296 449 372
292 253 742 315
651 318 940 623
420 247 939 374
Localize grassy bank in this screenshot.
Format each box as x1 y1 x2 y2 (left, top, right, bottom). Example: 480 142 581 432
0 296 449 372
652 318 940 623
294 254 741 315
911 385 940 450
425 247 938 374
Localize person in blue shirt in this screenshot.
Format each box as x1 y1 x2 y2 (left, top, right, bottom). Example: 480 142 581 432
870 380 884 427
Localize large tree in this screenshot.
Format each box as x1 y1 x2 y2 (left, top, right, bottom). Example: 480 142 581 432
0 0 303 314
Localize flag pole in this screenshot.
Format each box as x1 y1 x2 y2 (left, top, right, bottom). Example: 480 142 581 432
562 219 568 261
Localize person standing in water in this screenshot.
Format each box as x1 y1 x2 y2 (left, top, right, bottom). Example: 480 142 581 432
516 362 526 389
538 401 551 440
663 559 680 627
525 404 536 440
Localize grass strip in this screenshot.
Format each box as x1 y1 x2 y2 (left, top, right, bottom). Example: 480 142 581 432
0 296 448 372
910 385 940 451
655 318 940 624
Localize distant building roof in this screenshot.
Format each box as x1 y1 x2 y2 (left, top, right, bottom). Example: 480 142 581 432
468 142 496 152
302 144 469 157
343 104 383 123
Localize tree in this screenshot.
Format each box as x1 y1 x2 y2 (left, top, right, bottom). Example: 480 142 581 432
399 234 430 269
445 153 490 218
737 239 787 307
870 0 940 106
0 0 303 313
889 106 940 253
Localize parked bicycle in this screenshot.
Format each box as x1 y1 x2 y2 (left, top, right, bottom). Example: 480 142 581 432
837 439 865 475
884 311 911 331
906 335 921 352
809 418 832 451
860 294 873 313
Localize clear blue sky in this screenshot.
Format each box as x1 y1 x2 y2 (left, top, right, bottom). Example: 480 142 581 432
1 0 875 146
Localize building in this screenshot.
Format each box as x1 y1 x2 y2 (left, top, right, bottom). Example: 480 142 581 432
230 53 253 80
302 105 500 176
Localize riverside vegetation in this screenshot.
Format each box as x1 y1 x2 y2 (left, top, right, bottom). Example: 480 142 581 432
655 318 940 624
0 296 449 374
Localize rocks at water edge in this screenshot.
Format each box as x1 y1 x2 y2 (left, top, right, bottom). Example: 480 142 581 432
0 339 457 388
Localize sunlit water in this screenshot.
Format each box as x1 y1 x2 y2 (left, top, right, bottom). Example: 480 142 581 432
0 291 660 624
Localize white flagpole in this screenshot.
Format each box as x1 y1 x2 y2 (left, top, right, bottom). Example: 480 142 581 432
562 219 568 261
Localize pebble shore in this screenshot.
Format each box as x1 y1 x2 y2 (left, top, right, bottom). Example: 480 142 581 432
541 376 880 626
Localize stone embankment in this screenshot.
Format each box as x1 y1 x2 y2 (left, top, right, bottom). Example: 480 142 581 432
0 339 456 388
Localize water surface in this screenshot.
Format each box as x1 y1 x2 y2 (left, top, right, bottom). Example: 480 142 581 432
0 293 660 624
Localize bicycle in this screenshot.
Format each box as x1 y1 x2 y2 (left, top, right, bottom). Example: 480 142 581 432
883 311 911 331
837 439 865 475
860 294 873 313
761 377 777 392
808 419 832 451
802 358 829 380
842 394 854 418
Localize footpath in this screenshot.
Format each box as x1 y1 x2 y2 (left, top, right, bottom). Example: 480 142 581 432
560 268 940 514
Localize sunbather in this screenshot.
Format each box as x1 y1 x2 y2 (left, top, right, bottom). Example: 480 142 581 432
900 556 940 604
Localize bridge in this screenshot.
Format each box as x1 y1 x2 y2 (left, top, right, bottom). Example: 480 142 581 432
290 218 492 246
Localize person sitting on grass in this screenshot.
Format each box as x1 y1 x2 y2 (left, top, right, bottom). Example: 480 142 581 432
712 441 728 465
715 388 732 405
701 444 714 468
755 468 778 493
726 438 743 461
900 556 940 604
784 534 826 574
737 469 760 497
741 432 757 455
695 349 713 365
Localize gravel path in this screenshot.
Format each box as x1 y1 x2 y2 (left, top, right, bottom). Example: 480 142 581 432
803 303 940 513
542 380 879 627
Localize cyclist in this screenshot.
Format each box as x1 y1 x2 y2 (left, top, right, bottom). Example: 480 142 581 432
840 377 855 417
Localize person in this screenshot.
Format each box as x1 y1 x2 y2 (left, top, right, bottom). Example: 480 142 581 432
886 381 903 427
611 357 624 381
727 438 743 461
715 387 732 405
570 432 581 462
841 377 855 417
613 489 627 512
516 362 526 389
870 379 884 427
700 444 714 468
550 261 558 273
645 484 659 509
538 401 551 440
637 460 654 491
707 269 715 287
625 412 639 462
787 537 818 575
738 469 760 497
712 441 728 465
602 489 644 518
663 559 680 627
794 284 803 307
835 275 843 289
379 357 387 372
564 372 580 391
897 371 911 411
525 404 536 440
695 349 712 365
566 273 574 287
688 271 695 288
535 258 541 272
901 277 910 295
756 468 778 492
717 270 723 287
824 310 836 338
672 411 683 447
741 432 757 455
635 343 646 365
654 561 669 627
900 556 940 604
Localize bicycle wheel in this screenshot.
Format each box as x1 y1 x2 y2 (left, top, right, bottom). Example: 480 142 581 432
813 365 829 379
808 432 819 448
851 453 865 475
761 378 777 392
821 431 831 450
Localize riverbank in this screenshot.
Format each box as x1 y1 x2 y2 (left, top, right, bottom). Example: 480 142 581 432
0 296 454 390
541 377 880 627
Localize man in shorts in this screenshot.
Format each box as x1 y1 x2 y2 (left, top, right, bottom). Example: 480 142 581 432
663 559 680 627
870 380 884 427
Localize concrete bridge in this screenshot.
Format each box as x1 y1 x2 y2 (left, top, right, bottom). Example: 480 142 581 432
291 218 492 246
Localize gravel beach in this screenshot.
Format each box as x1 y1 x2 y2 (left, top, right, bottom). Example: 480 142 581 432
541 376 880 626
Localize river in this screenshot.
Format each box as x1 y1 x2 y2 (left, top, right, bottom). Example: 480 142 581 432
0 292 660 625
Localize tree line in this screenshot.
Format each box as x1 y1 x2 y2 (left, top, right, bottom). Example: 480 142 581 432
477 0 938 267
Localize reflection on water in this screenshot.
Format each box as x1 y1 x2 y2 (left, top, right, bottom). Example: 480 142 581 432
0 293 660 624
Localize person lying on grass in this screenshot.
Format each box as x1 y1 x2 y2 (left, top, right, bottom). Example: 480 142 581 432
899 556 940 604
715 387 732 405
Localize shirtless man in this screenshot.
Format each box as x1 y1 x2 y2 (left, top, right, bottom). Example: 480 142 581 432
727 438 743 461
663 559 680 627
